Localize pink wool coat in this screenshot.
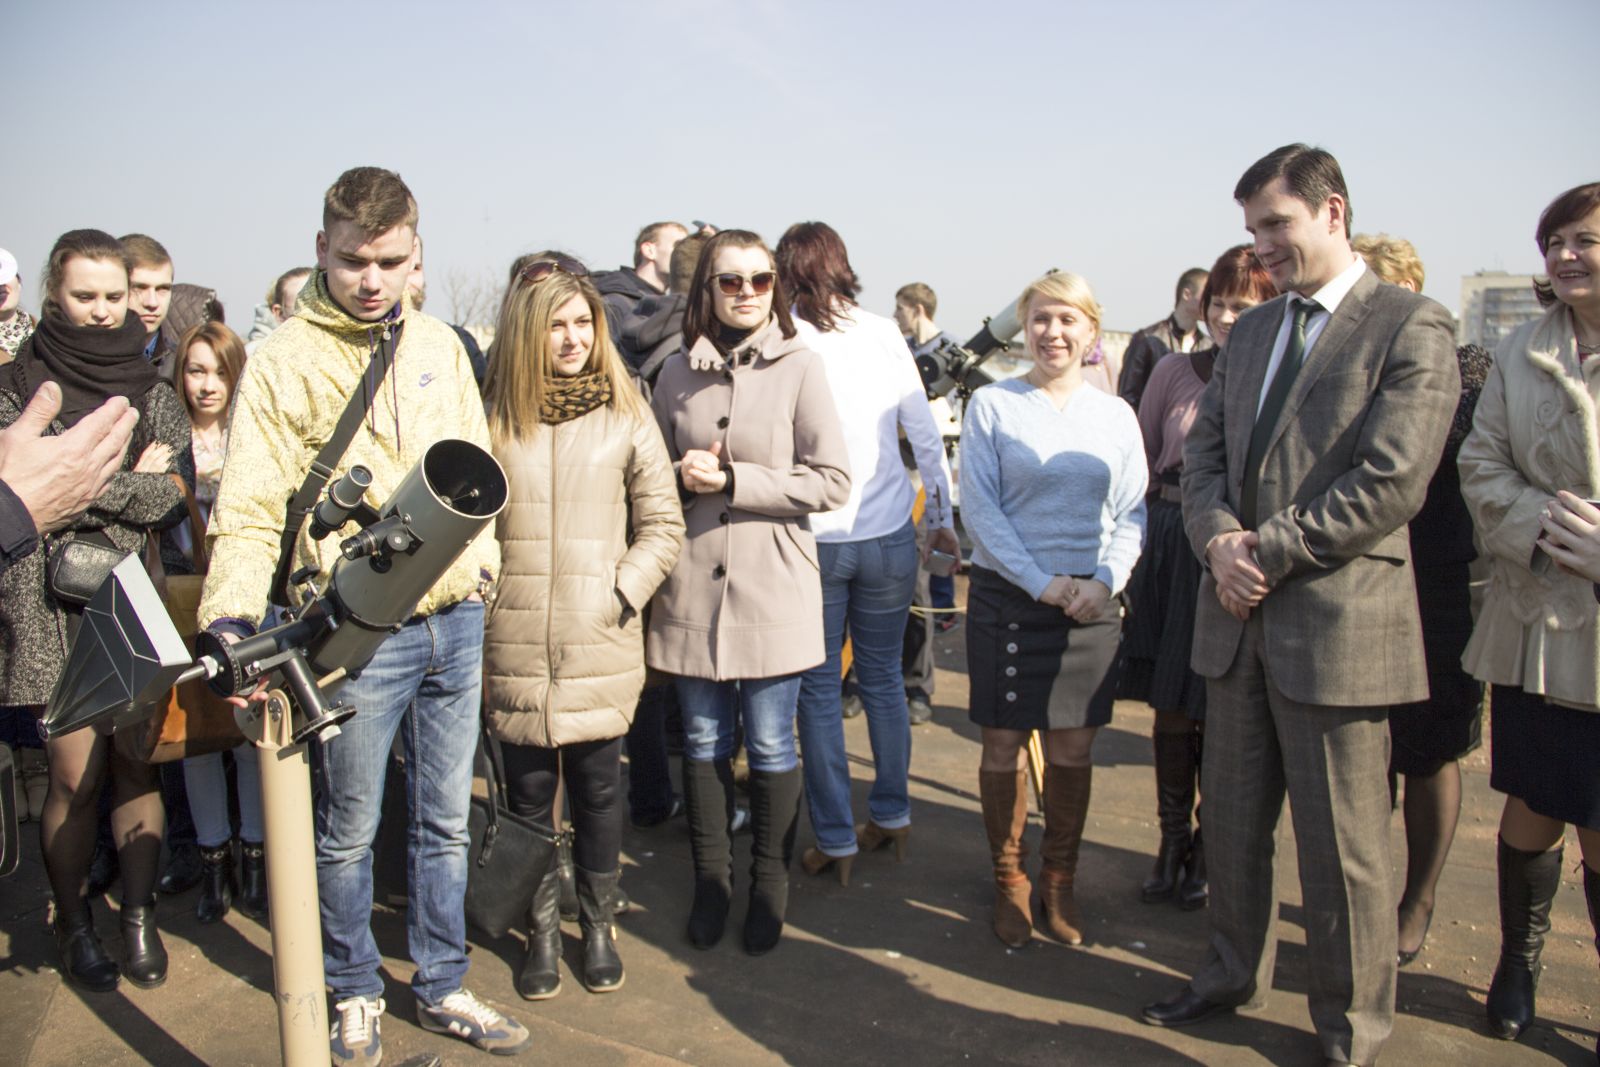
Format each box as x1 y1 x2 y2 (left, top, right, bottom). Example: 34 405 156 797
646 320 851 680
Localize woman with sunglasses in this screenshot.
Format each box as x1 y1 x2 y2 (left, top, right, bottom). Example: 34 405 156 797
482 253 684 999
648 229 850 955
772 222 956 887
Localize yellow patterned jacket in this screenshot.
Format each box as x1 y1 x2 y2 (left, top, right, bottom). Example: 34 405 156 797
198 271 499 629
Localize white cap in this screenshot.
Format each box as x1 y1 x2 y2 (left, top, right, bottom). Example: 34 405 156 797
0 248 16 287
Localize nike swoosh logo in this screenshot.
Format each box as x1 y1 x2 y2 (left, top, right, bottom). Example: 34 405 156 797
419 372 436 388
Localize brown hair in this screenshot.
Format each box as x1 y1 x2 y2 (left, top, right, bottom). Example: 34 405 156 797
776 221 861 333
668 234 708 294
1234 143 1353 237
273 266 314 310
1199 245 1277 318
173 321 247 423
119 233 172 271
895 282 937 319
39 229 130 319
322 166 419 237
1533 182 1600 307
483 259 647 443
681 230 796 351
1174 267 1210 305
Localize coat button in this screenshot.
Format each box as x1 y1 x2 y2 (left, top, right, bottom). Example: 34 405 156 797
1005 666 1017 677
1005 691 1017 702
1006 642 1018 654
713 564 726 579
717 416 729 429
1007 622 1019 631
719 512 730 525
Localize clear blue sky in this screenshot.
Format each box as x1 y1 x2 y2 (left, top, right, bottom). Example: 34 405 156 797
10 0 1597 337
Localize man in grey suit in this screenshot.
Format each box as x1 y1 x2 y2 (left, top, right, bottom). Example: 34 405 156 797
1140 144 1459 1067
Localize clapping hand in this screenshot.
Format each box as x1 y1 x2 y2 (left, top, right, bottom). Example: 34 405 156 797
680 440 728 494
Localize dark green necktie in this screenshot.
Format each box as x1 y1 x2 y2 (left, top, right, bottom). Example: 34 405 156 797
1239 298 1318 529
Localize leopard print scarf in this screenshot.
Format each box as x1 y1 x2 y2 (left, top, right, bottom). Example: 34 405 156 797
539 370 613 424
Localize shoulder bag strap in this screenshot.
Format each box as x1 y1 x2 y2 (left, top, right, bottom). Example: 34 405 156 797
269 321 404 605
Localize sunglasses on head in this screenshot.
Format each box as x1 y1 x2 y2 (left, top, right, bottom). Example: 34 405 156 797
518 255 589 286
711 271 777 296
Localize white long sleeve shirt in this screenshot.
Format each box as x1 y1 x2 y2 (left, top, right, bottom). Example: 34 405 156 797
798 306 955 542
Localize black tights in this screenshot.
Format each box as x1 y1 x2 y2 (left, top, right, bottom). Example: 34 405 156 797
501 737 622 874
36 712 163 920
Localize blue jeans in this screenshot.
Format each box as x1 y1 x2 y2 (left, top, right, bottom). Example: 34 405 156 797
311 600 483 1006
183 744 263 847
675 674 802 773
797 521 918 856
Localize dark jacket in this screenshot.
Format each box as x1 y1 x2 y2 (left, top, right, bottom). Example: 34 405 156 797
1119 314 1202 412
620 292 687 382
593 267 663 348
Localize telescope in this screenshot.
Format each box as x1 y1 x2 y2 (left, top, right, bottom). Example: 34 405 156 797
915 269 1057 400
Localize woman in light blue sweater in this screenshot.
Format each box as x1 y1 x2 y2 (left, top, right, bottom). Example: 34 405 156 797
960 270 1146 950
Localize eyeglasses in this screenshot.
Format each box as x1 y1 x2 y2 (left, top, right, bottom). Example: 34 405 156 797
518 255 589 286
712 272 777 296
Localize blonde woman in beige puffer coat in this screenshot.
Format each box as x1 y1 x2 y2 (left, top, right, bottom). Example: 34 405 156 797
482 254 684 1002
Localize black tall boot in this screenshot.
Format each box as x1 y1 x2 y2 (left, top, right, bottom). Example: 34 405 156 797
683 757 736 949
1486 837 1563 1040
195 842 235 924
54 898 119 992
516 865 563 1001
237 840 268 921
1178 730 1208 910
577 866 625 993
1141 731 1195 903
743 766 801 957
120 898 168 989
556 832 579 923
1584 863 1600 1063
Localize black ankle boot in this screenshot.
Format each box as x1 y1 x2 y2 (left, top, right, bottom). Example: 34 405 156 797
237 841 268 920
683 757 735 949
157 842 202 896
1486 837 1563 1040
744 766 801 957
120 898 168 989
516 867 563 1000
195 843 235 924
577 866 625 993
55 901 119 992
1141 732 1195 903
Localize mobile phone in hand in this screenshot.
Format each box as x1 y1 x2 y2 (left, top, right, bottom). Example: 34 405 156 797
925 550 958 577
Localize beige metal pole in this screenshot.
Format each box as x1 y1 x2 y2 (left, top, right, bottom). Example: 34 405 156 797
242 691 331 1067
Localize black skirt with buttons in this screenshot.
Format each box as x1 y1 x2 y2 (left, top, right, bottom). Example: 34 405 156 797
965 566 1122 731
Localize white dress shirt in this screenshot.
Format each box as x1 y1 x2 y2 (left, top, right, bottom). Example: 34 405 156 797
797 305 955 542
1255 256 1366 417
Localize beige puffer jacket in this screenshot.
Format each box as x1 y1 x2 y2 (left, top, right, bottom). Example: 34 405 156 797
484 402 685 747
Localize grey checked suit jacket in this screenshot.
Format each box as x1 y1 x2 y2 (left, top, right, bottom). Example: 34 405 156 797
1180 269 1459 707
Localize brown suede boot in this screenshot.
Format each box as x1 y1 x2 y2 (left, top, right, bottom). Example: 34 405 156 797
978 769 1033 948
1039 764 1092 946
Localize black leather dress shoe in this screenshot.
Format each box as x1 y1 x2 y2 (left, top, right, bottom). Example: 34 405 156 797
1141 986 1235 1027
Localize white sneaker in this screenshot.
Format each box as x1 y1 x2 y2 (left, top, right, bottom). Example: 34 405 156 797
417 988 531 1055
329 995 384 1065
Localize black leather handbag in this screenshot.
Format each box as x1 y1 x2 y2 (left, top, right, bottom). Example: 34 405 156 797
464 720 560 940
45 531 129 606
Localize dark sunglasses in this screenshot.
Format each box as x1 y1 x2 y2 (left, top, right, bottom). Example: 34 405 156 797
712 271 776 296
518 255 589 286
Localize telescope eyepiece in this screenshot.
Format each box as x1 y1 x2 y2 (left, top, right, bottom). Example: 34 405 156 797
310 466 374 540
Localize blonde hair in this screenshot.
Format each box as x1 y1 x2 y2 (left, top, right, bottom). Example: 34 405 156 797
483 268 647 443
1352 233 1425 291
1016 271 1103 348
